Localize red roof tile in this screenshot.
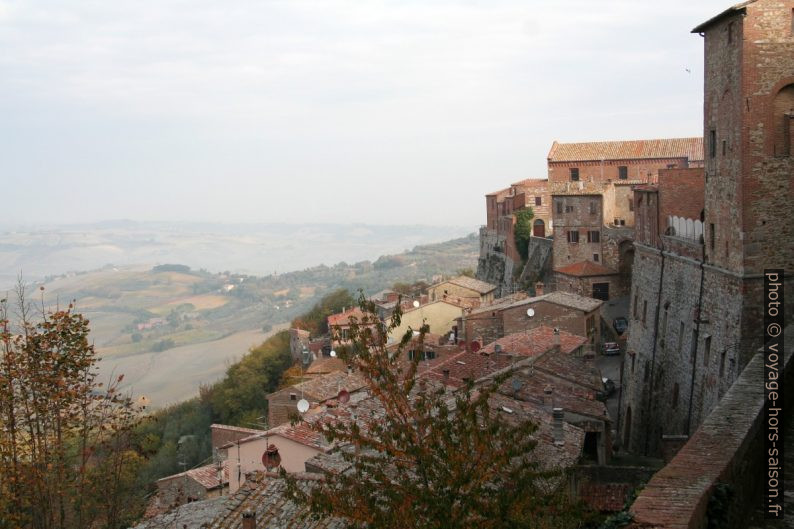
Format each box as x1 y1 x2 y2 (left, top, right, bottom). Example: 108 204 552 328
480 326 588 357
326 307 368 327
579 482 633 512
555 261 618 277
548 137 703 163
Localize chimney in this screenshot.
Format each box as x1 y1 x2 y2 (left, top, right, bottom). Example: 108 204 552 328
552 327 561 353
535 282 544 296
242 509 256 529
552 408 565 446
442 369 450 383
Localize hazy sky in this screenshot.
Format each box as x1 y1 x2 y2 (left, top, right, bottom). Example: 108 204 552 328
1 0 729 227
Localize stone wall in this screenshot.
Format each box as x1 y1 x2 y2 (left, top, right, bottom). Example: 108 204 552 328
476 226 518 298
627 325 793 528
552 195 604 267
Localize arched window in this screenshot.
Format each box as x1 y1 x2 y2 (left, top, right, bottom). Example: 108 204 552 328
773 84 794 156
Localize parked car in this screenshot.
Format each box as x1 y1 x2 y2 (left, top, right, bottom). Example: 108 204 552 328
602 341 621 356
597 377 616 401
613 317 628 335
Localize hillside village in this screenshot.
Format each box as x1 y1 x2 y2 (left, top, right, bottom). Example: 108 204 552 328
134 1 791 527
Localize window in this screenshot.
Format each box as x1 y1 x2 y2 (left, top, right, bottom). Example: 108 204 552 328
690 330 698 364
672 383 680 409
709 129 717 158
633 294 639 319
586 316 595 337
587 230 600 243
644 363 650 382
703 336 712 366
661 303 669 349
570 168 580 181
642 301 647 324
722 140 727 156
567 230 580 243
589 201 597 215
556 200 563 214
719 349 727 376
535 196 542 206
290 393 297 401
566 205 575 213
618 166 628 180
593 254 599 262
727 21 734 43
628 198 634 212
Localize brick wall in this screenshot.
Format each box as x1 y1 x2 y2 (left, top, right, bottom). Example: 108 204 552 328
548 158 693 186
658 167 705 221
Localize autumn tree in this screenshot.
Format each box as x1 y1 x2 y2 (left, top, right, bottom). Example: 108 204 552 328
0 285 145 529
284 294 583 529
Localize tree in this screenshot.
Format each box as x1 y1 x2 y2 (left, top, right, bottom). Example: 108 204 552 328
514 208 535 261
0 285 144 529
284 294 580 529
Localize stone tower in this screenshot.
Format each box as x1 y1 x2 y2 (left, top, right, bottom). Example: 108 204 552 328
619 0 793 456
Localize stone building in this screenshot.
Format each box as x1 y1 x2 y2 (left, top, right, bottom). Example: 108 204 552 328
458 290 602 352
427 275 496 306
477 178 552 296
620 0 794 456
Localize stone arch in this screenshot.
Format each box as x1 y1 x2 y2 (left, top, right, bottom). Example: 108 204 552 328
532 218 545 238
772 84 794 157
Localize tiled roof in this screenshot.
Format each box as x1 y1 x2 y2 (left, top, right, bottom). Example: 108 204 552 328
269 416 331 451
485 186 513 198
326 307 368 327
579 482 633 512
533 350 603 393
547 137 704 163
491 291 602 314
157 461 229 490
692 0 755 33
291 370 368 403
211 424 266 436
206 472 346 529
503 367 608 421
134 497 228 529
446 276 497 294
555 261 618 277
306 357 346 375
480 326 588 357
510 178 549 189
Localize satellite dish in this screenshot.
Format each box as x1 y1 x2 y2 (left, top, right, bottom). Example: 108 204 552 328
511 378 523 392
338 389 350 404
526 308 535 318
297 399 310 413
330 350 337 358
262 444 281 470
471 341 481 353
413 300 420 308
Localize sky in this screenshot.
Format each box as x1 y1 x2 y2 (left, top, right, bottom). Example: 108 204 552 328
0 0 730 228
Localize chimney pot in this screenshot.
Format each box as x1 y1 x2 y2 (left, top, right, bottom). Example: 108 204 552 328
535 282 545 296
242 509 256 529
552 407 565 446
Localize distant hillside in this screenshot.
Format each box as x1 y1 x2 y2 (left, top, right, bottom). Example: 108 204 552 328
33 233 478 407
0 221 472 288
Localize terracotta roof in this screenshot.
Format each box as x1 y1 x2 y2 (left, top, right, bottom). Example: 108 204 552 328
533 349 603 393
269 416 331 451
306 357 346 375
503 367 608 421
134 497 228 529
326 307 368 327
579 482 633 512
290 370 368 403
206 472 345 529
446 276 497 294
211 424 266 436
485 186 513 198
510 178 549 189
480 326 588 358
157 461 229 490
548 137 703 163
488 291 602 314
692 1 754 33
555 261 618 277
